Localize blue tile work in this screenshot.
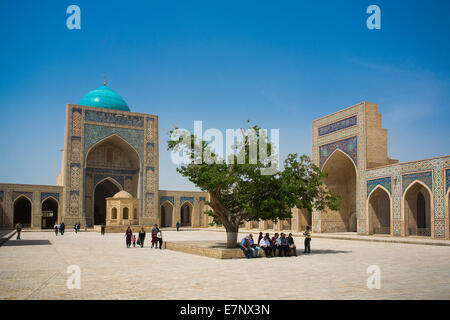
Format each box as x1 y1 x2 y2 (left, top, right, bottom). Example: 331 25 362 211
367 177 392 197
319 136 357 169
84 124 144 160
318 116 357 136
12 191 33 201
85 110 144 127
41 192 60 203
402 171 433 194
160 196 174 205
93 175 124 189
86 168 139 175
181 197 194 205
446 169 450 193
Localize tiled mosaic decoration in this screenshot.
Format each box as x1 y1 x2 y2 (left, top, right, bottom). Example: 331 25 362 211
160 196 175 205
402 171 433 194
41 193 60 203
181 197 194 205
85 110 144 127
319 136 357 169
318 116 357 136
367 177 392 197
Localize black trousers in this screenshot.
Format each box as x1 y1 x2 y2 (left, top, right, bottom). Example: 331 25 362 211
279 245 289 256
304 238 311 253
261 246 272 257
158 238 163 249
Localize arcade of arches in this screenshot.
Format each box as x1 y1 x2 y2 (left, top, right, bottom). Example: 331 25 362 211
85 135 140 226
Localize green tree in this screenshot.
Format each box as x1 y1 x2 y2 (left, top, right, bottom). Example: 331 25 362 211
168 124 340 248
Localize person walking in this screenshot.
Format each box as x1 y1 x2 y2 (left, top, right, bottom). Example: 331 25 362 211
157 229 163 249
54 223 59 236
132 234 136 247
60 222 65 235
101 224 105 235
74 223 78 234
176 221 180 232
138 227 146 248
15 222 23 240
303 226 312 254
125 226 133 248
151 225 158 248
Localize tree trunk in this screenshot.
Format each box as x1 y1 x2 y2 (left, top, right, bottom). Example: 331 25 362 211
225 224 239 248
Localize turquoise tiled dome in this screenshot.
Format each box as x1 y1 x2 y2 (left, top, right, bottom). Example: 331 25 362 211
79 85 130 111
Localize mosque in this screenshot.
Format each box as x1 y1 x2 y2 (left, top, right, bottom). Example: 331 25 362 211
0 82 211 231
0 86 449 239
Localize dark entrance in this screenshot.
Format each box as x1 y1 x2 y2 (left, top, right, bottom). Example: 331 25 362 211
14 196 32 227
180 202 192 227
94 179 120 225
41 198 58 229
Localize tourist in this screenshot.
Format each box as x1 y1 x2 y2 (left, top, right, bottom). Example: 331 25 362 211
239 236 252 259
259 235 272 257
15 222 22 240
248 234 260 257
60 222 65 235
271 233 280 257
54 223 59 236
176 221 180 232
151 225 158 248
138 227 146 248
304 226 312 254
132 234 136 247
157 229 163 249
257 232 263 245
101 224 105 235
279 233 290 256
287 233 297 256
125 226 132 248
74 223 78 234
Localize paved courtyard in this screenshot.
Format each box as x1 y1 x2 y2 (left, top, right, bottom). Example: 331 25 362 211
0 230 449 300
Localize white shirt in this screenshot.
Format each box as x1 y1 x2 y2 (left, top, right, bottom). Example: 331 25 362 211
259 238 270 247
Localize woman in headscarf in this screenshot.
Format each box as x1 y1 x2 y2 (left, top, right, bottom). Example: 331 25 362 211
138 227 146 248
125 226 133 248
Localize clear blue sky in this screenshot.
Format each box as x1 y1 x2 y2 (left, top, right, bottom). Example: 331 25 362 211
0 0 449 191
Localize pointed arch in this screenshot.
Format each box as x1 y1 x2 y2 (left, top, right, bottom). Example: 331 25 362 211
321 148 358 175
402 180 433 237
41 197 59 229
321 148 358 232
160 200 174 227
13 195 32 228
446 187 450 240
94 177 123 192
367 185 392 235
85 134 142 167
180 201 194 227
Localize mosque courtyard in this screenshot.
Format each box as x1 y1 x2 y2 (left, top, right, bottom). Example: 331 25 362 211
0 230 449 300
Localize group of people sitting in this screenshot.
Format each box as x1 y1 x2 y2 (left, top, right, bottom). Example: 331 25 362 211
240 226 312 258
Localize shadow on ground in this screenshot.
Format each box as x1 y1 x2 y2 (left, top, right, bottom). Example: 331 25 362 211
4 240 51 246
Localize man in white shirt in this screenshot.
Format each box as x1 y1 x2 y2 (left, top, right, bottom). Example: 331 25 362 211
259 236 272 257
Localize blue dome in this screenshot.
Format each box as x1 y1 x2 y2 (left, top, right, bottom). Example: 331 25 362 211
79 85 130 111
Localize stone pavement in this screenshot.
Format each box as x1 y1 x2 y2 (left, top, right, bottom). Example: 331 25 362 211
0 230 449 300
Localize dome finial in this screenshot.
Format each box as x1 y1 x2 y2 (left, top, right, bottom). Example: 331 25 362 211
103 74 107 86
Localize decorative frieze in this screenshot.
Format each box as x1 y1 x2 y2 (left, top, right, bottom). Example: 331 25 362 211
85 110 144 127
